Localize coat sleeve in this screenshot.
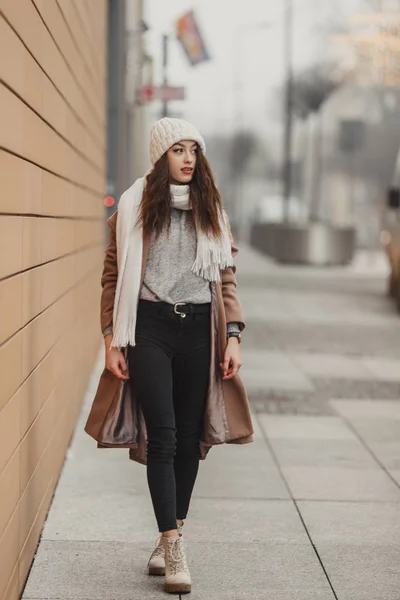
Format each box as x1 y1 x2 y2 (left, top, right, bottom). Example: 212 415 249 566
100 211 118 336
221 215 245 332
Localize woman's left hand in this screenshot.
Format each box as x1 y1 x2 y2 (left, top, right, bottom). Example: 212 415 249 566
220 337 243 380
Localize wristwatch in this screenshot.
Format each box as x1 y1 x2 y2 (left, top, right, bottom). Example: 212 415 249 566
228 332 241 344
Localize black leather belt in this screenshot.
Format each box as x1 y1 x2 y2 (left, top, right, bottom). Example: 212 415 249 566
139 299 211 319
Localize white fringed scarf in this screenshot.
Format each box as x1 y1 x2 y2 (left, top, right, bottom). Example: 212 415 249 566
110 177 233 349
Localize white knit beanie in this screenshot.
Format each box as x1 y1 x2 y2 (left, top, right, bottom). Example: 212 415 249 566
149 117 206 165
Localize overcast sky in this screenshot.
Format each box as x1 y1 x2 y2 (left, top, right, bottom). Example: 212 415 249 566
143 0 366 135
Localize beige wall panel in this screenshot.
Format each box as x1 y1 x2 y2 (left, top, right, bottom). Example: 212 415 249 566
0 392 20 476
80 0 105 51
19 388 80 560
18 291 95 444
0 17 103 168
0 333 22 413
0 216 23 278
59 0 106 101
0 17 104 168
31 0 103 105
0 450 20 541
81 0 107 67
39 256 75 313
40 168 102 219
75 247 103 282
1 563 19 600
1 245 100 346
0 151 42 215
0 214 102 281
0 17 40 110
0 150 103 218
75 219 104 249
39 217 100 264
21 294 74 382
0 275 22 344
1 245 101 349
39 218 73 262
22 267 44 328
22 217 42 271
20 345 60 442
20 347 84 500
0 86 103 192
20 268 100 383
0 509 20 600
19 391 57 517
0 0 104 140
18 479 54 598
0 267 100 443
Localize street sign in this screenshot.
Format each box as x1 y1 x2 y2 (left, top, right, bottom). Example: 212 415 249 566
140 84 185 103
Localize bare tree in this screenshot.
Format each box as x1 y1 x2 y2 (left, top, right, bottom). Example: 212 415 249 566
228 131 258 175
293 64 340 119
227 131 258 224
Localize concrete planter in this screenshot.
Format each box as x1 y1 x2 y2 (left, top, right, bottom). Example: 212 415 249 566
250 222 356 266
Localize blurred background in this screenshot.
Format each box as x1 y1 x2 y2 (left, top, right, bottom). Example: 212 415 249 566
2 1 400 599
110 0 400 267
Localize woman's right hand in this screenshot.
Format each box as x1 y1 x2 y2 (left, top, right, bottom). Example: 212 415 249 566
104 337 130 380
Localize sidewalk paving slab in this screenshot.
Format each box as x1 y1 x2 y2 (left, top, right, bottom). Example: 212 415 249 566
258 415 357 440
278 465 400 501
310 543 400 600
185 498 309 544
297 500 400 546
341 417 400 444
193 444 290 500
330 398 400 419
290 353 376 381
242 351 315 392
268 438 380 469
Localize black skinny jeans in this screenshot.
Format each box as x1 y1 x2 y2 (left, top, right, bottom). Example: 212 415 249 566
128 299 211 532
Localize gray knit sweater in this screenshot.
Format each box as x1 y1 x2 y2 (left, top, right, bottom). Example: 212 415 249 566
140 209 211 304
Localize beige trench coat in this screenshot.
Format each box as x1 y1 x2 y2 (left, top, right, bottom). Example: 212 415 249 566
84 211 254 464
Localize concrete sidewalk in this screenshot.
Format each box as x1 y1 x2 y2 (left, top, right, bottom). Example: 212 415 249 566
23 245 400 600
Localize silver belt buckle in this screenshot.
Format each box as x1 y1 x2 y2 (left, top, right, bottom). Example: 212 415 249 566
174 302 186 318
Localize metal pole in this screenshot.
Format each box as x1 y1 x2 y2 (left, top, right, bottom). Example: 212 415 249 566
162 34 169 118
233 26 244 229
282 0 294 222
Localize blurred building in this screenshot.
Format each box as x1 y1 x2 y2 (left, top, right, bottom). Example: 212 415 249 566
0 1 146 598
318 84 400 246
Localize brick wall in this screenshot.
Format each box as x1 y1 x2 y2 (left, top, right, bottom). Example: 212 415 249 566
0 1 107 598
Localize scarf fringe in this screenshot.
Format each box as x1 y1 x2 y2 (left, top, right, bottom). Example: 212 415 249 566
110 319 137 350
191 233 234 283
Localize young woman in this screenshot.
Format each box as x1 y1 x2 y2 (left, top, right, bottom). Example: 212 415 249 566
85 117 253 595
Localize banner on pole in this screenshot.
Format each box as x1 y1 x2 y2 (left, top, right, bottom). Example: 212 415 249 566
176 10 210 66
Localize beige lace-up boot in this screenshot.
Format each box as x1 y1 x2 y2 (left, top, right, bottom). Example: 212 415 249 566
148 524 184 576
161 535 191 594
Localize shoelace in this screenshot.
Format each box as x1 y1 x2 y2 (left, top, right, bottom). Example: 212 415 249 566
166 537 188 576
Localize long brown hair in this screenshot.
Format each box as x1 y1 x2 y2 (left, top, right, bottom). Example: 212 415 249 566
137 149 223 238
